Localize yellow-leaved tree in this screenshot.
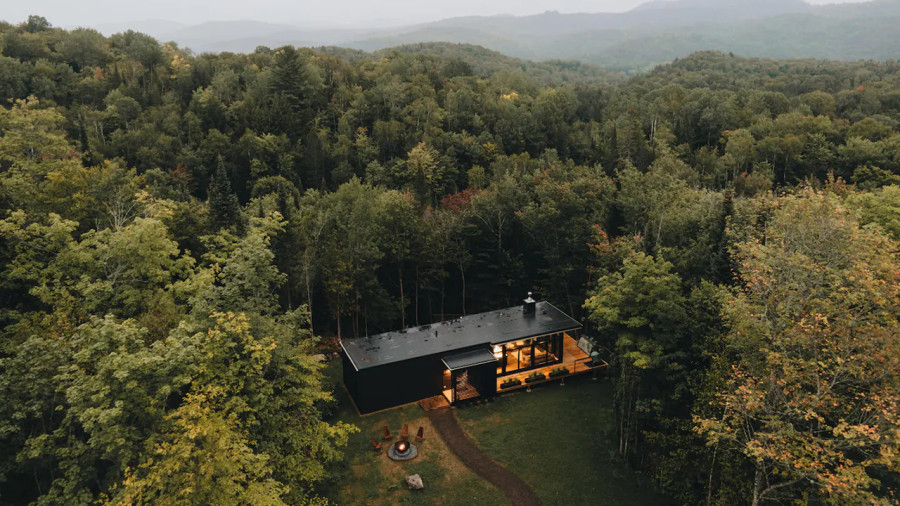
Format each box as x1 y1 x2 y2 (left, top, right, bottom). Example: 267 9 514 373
698 189 900 505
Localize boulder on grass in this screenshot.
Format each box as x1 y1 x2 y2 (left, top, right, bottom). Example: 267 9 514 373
406 474 424 490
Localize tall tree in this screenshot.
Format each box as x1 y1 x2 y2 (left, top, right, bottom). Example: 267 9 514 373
584 249 688 460
114 388 287 506
698 189 900 505
207 157 245 234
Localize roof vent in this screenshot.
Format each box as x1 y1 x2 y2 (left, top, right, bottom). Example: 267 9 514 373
523 292 537 315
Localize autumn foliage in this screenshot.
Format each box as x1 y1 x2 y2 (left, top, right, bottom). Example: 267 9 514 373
698 189 900 504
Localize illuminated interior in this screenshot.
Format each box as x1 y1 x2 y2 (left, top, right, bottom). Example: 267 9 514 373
495 332 563 376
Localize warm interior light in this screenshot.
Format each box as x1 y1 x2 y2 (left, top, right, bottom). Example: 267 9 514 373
397 442 408 453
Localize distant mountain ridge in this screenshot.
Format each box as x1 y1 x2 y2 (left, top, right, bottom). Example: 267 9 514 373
421 0 812 35
92 19 186 36
635 0 810 14
70 0 900 71
344 0 900 70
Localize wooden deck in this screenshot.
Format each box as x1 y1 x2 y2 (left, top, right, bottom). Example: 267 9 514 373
496 334 607 393
420 395 451 411
441 383 481 405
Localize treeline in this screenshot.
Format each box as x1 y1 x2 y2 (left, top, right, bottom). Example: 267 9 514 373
1 15 900 505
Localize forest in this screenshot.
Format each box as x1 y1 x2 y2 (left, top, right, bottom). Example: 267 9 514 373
1 15 900 505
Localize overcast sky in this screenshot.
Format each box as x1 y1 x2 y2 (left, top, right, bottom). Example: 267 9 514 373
3 0 874 30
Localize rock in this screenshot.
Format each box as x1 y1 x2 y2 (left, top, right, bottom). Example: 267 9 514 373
406 474 424 490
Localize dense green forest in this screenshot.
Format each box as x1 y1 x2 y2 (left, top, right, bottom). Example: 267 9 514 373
2 15 900 505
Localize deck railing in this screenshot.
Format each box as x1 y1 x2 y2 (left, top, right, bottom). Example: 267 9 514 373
495 356 608 393
572 356 608 374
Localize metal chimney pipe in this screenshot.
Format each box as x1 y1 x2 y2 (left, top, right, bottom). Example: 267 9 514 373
523 292 537 315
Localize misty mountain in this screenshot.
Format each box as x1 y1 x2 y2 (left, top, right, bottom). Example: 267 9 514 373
633 0 810 16
158 21 318 53
81 0 900 71
346 0 900 71
417 0 811 37
92 19 186 36
579 12 900 69
104 20 374 54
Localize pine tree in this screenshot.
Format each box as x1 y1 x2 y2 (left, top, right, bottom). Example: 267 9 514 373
268 46 322 140
207 157 245 234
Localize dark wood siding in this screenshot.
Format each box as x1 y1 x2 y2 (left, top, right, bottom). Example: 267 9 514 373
342 345 499 414
345 354 444 414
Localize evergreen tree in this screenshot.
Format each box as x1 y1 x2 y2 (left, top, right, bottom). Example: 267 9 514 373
207 157 245 235
268 46 322 139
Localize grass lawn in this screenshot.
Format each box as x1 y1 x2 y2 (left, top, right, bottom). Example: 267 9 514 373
319 359 508 505
455 375 671 506
319 358 668 505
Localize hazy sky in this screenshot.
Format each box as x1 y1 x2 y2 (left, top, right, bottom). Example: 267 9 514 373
3 0 874 29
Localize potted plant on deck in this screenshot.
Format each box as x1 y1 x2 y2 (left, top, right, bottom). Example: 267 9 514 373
525 371 546 384
500 378 522 389
548 366 569 378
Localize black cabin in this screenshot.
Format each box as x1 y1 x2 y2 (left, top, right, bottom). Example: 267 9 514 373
341 295 583 414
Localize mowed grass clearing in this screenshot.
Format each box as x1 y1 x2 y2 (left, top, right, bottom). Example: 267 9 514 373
455 375 671 506
320 359 668 505
319 359 508 505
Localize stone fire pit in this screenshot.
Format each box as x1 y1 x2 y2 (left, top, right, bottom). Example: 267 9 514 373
387 440 418 461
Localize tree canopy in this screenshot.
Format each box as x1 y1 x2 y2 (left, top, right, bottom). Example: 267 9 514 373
1 17 900 505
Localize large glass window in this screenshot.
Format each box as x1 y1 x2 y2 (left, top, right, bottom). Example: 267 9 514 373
533 336 552 366
496 333 563 376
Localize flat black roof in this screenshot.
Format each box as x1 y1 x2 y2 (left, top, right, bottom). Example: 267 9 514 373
341 301 581 371
442 348 498 371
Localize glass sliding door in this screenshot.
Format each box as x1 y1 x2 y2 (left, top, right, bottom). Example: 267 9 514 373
496 334 564 377
504 346 517 373
533 336 548 366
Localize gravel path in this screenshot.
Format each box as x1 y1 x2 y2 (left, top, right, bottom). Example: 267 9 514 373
427 407 541 506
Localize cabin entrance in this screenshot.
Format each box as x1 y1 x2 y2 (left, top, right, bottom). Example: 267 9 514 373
441 348 499 405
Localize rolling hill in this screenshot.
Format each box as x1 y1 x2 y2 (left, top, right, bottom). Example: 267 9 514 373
77 0 900 72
